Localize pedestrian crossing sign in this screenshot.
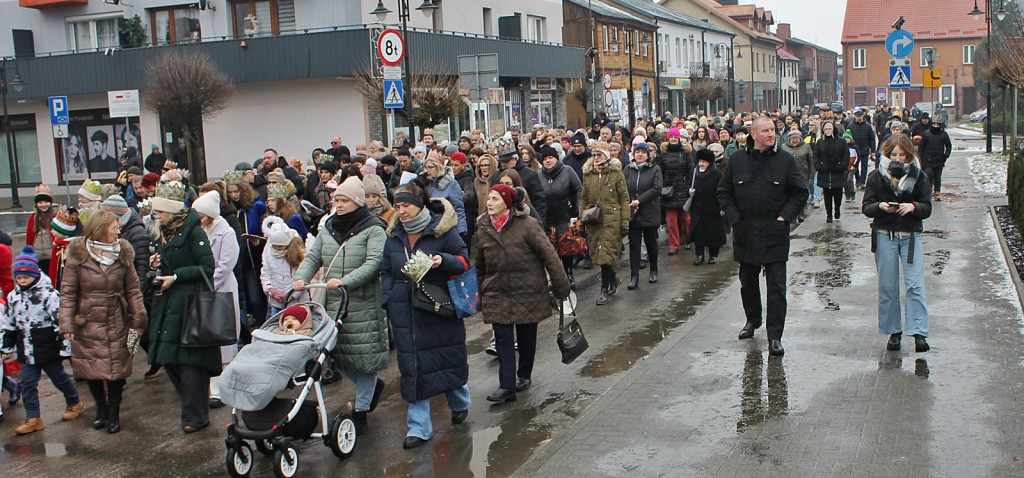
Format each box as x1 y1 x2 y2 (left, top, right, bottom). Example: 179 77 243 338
384 80 404 109
889 66 911 88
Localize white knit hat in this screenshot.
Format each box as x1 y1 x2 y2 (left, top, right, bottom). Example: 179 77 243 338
262 216 298 247
333 176 365 206
192 190 221 219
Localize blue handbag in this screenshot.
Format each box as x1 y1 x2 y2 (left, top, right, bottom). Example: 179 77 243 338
447 267 480 319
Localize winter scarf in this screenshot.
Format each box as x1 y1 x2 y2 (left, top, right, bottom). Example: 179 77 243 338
329 205 373 243
541 160 565 181
400 206 432 234
159 209 190 244
490 210 511 233
878 155 919 200
202 215 224 237
87 239 121 268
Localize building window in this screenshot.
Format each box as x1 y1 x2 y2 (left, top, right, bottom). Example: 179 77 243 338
527 15 545 43
68 14 121 52
963 44 975 65
612 27 619 53
852 48 866 69
940 84 955 106
603 26 610 52
642 42 648 58
0 114 40 186
231 0 296 38
482 8 492 37
675 38 681 67
150 6 201 45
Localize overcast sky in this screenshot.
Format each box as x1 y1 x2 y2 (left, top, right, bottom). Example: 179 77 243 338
752 0 848 53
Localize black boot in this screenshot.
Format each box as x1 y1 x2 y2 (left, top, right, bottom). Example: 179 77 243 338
693 255 705 266
106 380 124 434
87 380 108 430
627 273 640 290
352 411 368 435
566 267 576 290
648 269 658 283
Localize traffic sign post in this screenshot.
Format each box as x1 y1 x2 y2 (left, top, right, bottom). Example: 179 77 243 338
378 29 405 66
886 30 915 58
889 66 911 88
923 69 941 88
384 80 404 109
602 73 612 90
48 96 69 125
604 90 613 108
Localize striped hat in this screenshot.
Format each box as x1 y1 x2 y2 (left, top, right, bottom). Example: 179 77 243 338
13 245 40 279
223 169 244 185
78 179 103 202
267 183 288 200
50 205 77 236
151 181 186 213
101 195 132 224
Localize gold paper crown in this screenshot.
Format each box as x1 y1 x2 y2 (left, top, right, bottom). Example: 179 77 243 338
81 179 103 197
223 170 244 185
35 184 52 196
138 198 152 216
267 183 288 199
155 180 186 202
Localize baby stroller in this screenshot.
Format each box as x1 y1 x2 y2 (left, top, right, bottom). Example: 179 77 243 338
221 285 355 478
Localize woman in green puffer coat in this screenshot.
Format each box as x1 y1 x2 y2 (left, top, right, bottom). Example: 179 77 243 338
578 148 630 306
293 177 388 436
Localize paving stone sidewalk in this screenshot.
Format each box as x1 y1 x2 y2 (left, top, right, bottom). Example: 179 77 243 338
514 150 1024 477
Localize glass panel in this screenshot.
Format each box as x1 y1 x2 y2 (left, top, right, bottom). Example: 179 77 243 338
0 130 42 185
154 10 171 45
234 2 251 38
96 19 119 49
73 22 92 52
173 9 200 43
254 1 272 35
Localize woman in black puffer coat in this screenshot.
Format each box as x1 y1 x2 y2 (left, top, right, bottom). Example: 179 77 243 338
659 128 694 254
624 143 663 290
814 121 849 223
538 146 582 288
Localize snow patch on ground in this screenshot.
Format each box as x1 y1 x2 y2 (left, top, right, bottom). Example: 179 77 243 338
967 153 1008 195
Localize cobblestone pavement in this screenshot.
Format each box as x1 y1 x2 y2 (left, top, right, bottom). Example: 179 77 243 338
516 140 1024 477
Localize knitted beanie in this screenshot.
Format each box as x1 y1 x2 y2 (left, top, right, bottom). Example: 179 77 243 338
100 195 132 224
490 184 516 210
362 173 387 197
13 245 40 279
333 176 366 206
281 304 309 324
192 190 221 219
50 205 77 236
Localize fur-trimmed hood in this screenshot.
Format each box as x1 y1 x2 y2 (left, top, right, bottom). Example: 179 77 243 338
386 197 459 237
581 157 623 175
64 237 136 268
431 166 457 193
660 140 693 155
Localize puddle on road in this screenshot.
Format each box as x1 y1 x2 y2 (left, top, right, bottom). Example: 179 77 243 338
578 270 734 379
926 249 952 275
2 442 66 457
736 348 788 433
790 226 856 310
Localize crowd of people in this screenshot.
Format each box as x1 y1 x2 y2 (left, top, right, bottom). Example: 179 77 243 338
0 101 947 447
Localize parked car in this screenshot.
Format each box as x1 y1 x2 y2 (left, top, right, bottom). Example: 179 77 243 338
970 108 988 123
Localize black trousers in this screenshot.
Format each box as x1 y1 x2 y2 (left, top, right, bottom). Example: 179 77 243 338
628 226 659 274
492 323 538 390
923 166 943 192
696 246 721 258
164 364 211 428
739 262 788 340
822 187 843 219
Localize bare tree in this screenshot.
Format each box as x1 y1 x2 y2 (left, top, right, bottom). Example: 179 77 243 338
686 77 726 113
354 60 462 133
144 51 234 184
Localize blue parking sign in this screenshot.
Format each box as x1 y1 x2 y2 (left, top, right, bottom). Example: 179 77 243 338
48 96 69 125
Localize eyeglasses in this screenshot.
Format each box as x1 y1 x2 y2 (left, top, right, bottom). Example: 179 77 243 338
331 141 340 145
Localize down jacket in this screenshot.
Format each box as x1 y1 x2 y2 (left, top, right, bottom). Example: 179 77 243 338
381 199 469 403
717 143 809 265
294 210 389 373
659 141 695 210
1 275 68 365
59 238 147 380
579 157 630 266
624 160 663 228
121 211 151 295
814 135 850 190
781 135 814 183
430 166 468 234
476 209 571 325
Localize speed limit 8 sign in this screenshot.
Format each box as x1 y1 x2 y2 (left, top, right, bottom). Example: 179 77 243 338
378 29 405 66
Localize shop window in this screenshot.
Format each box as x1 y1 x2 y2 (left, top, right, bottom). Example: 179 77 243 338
0 114 41 185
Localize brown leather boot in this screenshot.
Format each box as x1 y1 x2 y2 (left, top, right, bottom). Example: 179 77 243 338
15 417 45 434
62 402 84 421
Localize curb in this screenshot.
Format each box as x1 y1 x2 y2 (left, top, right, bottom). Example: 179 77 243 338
988 204 1024 313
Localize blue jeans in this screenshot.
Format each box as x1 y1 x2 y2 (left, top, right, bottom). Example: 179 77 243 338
808 175 822 204
20 360 79 419
875 232 928 337
406 384 470 440
339 370 379 412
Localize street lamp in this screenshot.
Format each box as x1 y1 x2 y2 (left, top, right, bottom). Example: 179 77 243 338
970 0 1006 153
1 57 25 209
608 24 651 133
371 0 436 145
947 65 968 121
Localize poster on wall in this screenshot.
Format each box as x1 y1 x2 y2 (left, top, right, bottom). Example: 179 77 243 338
59 109 141 182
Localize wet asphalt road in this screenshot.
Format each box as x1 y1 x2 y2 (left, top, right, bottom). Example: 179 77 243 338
2 127 1022 477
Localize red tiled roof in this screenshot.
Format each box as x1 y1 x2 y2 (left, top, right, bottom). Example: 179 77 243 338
777 47 799 60
718 4 755 17
658 0 782 45
843 0 986 43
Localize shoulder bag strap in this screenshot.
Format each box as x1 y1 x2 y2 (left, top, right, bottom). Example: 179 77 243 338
592 171 612 206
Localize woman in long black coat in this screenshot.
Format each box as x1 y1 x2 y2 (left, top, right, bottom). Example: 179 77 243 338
814 121 849 223
623 142 663 289
659 129 695 254
688 149 727 265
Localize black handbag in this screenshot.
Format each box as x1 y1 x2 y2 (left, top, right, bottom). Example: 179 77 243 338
660 187 674 200
179 273 237 348
556 301 589 364
412 280 457 319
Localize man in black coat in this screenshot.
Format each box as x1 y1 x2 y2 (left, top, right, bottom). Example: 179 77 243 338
846 107 876 188
717 116 809 357
491 149 547 229
562 132 591 181
873 103 893 144
917 121 952 201
144 144 166 175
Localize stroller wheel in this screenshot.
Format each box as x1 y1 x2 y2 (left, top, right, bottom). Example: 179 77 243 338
226 442 254 478
329 414 357 459
255 438 274 456
273 445 299 478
